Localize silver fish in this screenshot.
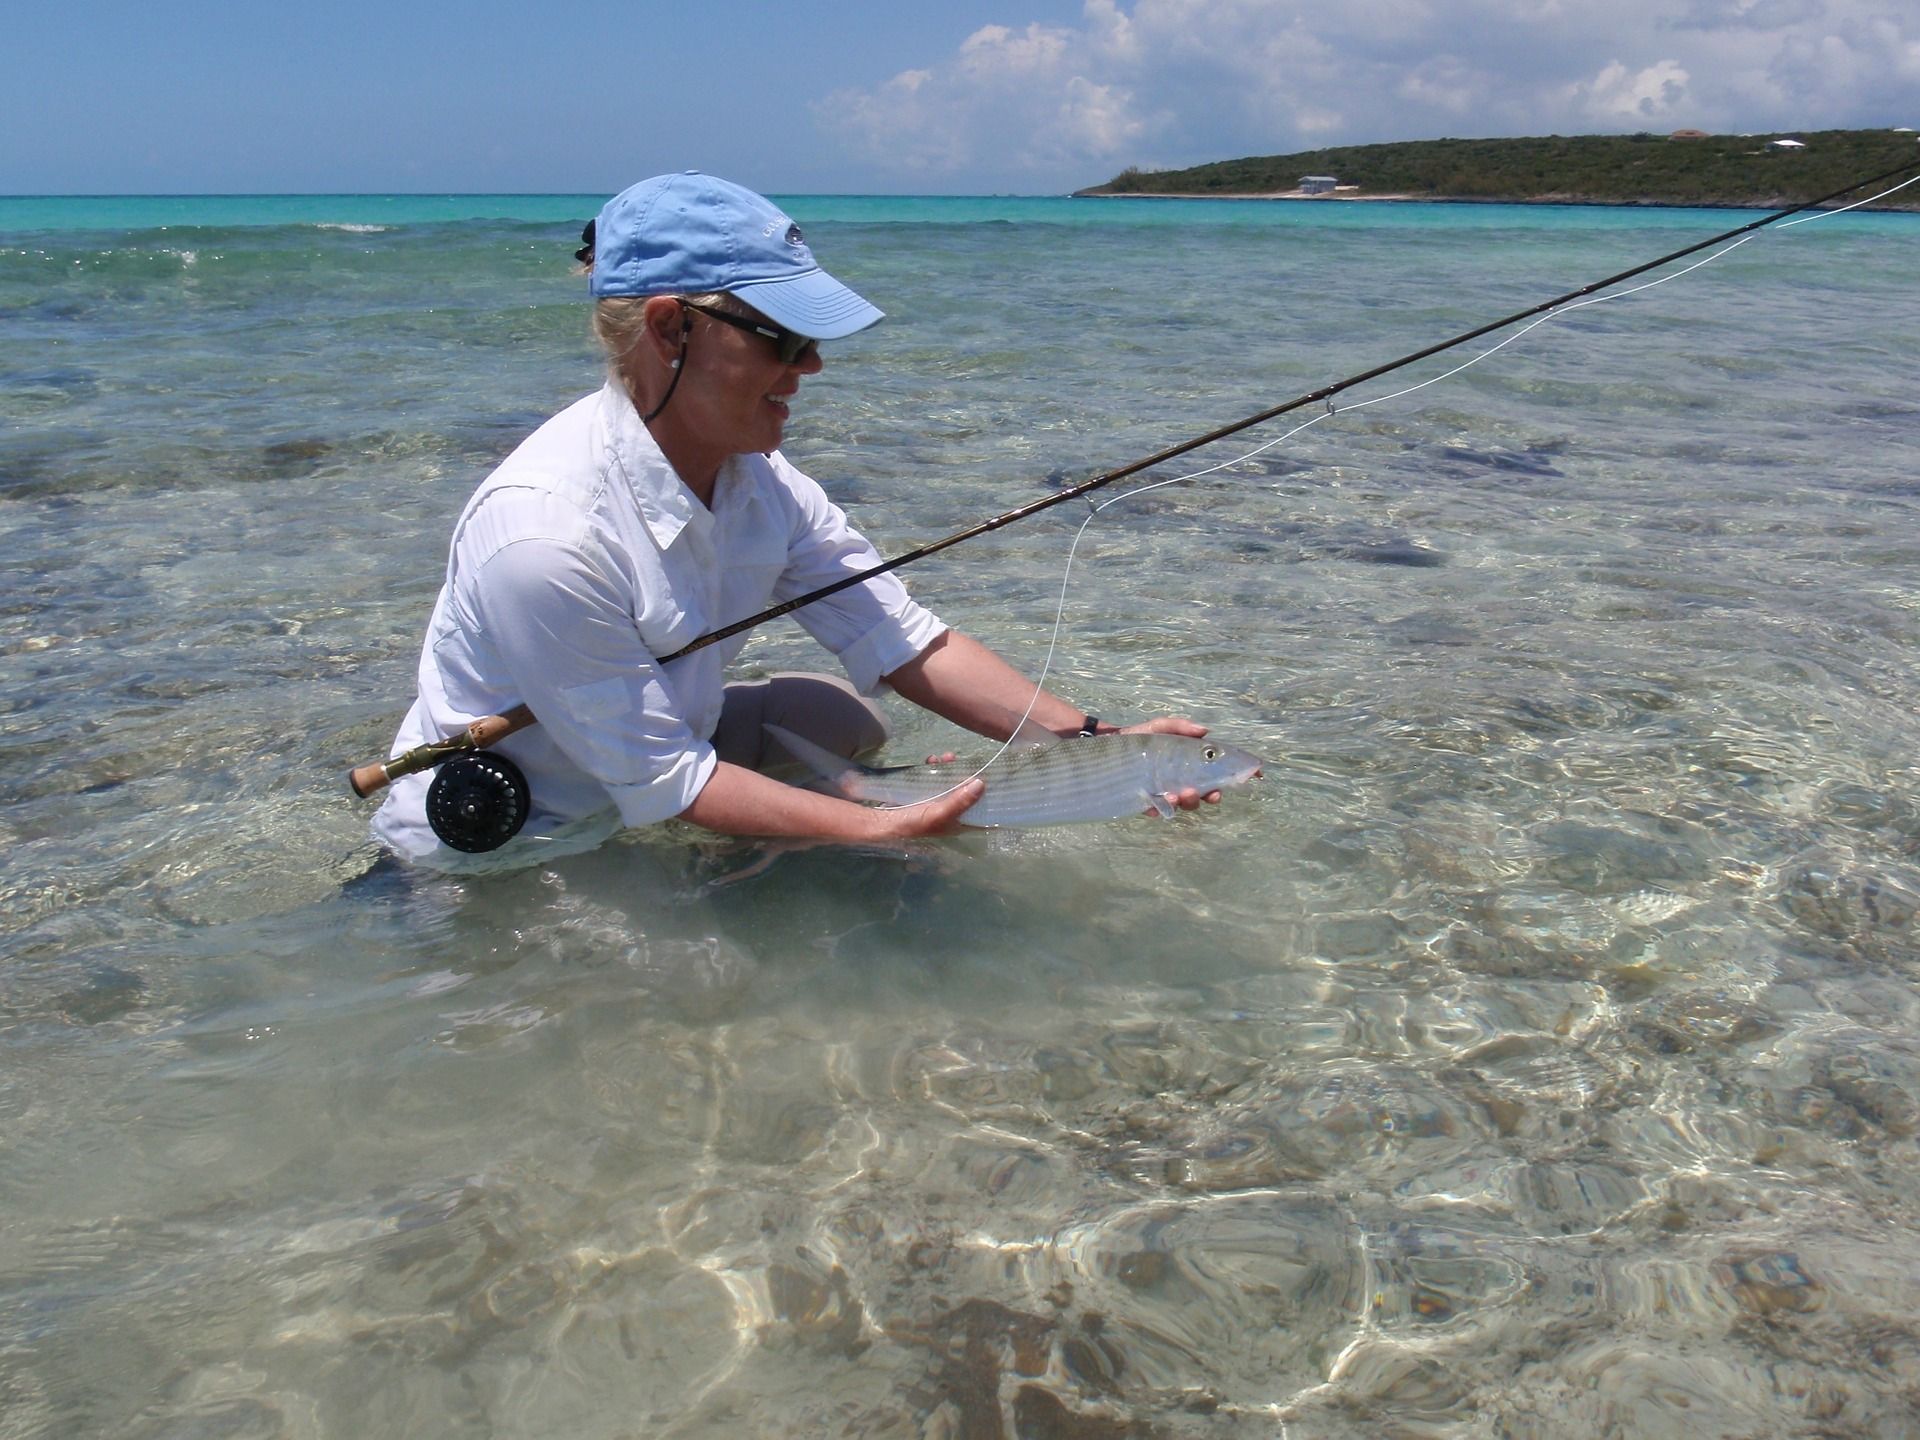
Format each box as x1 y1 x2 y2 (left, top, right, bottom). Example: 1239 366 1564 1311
767 724 1264 827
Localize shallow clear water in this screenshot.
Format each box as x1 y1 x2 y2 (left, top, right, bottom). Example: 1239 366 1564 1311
4 194 1920 1438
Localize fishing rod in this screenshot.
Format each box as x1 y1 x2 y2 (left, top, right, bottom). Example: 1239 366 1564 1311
650 152 1920 663
348 150 1920 850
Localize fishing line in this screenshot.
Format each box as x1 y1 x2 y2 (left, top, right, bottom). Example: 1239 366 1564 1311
884 166 1920 809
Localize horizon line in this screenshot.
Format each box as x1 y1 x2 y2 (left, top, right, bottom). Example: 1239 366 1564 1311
0 189 1069 201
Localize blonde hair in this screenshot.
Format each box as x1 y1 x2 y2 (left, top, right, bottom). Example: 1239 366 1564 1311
590 292 737 382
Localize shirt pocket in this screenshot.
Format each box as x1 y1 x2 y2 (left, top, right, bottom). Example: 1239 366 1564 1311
719 530 789 623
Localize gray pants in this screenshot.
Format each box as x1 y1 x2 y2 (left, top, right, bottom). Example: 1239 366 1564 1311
710 672 889 773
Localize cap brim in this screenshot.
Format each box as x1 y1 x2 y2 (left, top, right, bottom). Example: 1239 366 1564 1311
729 267 884 341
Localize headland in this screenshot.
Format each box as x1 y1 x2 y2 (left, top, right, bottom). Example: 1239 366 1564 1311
1075 129 1920 210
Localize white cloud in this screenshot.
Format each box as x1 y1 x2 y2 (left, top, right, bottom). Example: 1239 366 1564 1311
1054 74 1147 157
815 0 1919 190
1396 56 1494 118
959 22 1072 76
1669 0 1826 33
1568 59 1693 125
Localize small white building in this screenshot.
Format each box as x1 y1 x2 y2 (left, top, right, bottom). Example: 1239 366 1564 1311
1299 174 1339 194
1767 138 1807 150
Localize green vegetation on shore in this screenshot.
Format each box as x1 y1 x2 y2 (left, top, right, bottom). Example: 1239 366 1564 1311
1081 129 1920 208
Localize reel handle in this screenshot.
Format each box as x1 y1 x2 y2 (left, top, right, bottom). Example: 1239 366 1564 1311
348 704 538 797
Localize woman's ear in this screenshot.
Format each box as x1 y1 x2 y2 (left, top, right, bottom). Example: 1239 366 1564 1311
640 295 689 368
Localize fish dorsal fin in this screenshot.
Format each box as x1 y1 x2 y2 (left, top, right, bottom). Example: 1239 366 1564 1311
764 723 867 789
1008 716 1065 754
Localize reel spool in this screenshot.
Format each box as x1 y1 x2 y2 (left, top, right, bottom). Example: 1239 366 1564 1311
426 752 531 853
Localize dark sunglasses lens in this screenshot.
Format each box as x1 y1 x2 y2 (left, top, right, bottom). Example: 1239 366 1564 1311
778 333 816 364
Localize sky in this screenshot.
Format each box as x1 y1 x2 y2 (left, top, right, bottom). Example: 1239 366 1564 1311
2 0 1914 195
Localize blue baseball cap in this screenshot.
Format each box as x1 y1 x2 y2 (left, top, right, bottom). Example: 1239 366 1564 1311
588 172 883 340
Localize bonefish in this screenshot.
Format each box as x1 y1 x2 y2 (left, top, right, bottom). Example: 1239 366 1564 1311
768 725 1263 828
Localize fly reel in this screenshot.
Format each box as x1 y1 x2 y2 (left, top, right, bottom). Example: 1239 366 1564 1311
425 752 531 853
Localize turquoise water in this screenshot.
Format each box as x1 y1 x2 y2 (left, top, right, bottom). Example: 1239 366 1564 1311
4 192 1920 1437
18 189 1912 231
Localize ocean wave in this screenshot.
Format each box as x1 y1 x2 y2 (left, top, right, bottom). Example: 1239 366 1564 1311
313 223 392 234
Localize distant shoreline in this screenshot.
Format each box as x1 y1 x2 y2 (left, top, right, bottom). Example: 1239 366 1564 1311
1072 188 1920 213
1076 128 1920 213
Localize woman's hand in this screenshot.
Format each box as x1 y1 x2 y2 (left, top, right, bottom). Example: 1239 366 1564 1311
868 777 984 839
1120 716 1221 813
1119 714 1207 739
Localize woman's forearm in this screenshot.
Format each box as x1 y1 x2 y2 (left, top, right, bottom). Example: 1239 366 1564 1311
678 758 980 838
882 630 1093 740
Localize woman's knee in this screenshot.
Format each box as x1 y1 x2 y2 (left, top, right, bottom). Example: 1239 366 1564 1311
761 672 889 760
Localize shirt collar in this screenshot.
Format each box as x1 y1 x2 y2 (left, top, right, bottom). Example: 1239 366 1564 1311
599 381 711 551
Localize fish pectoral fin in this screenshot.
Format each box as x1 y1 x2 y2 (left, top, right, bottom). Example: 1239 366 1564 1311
1144 791 1177 819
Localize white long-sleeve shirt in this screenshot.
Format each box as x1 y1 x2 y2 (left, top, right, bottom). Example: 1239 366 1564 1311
372 381 944 865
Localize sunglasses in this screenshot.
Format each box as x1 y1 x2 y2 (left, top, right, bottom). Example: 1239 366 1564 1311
682 301 819 365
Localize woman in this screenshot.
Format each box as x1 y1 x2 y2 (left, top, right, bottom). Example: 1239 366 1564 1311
373 172 1216 865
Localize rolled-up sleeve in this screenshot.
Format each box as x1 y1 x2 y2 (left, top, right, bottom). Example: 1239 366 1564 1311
469 534 715 825
768 460 946 693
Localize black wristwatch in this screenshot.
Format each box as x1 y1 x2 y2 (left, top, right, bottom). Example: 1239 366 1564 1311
1077 714 1101 737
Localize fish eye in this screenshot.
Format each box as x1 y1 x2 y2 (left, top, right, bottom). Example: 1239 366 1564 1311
1203 745 1219 760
